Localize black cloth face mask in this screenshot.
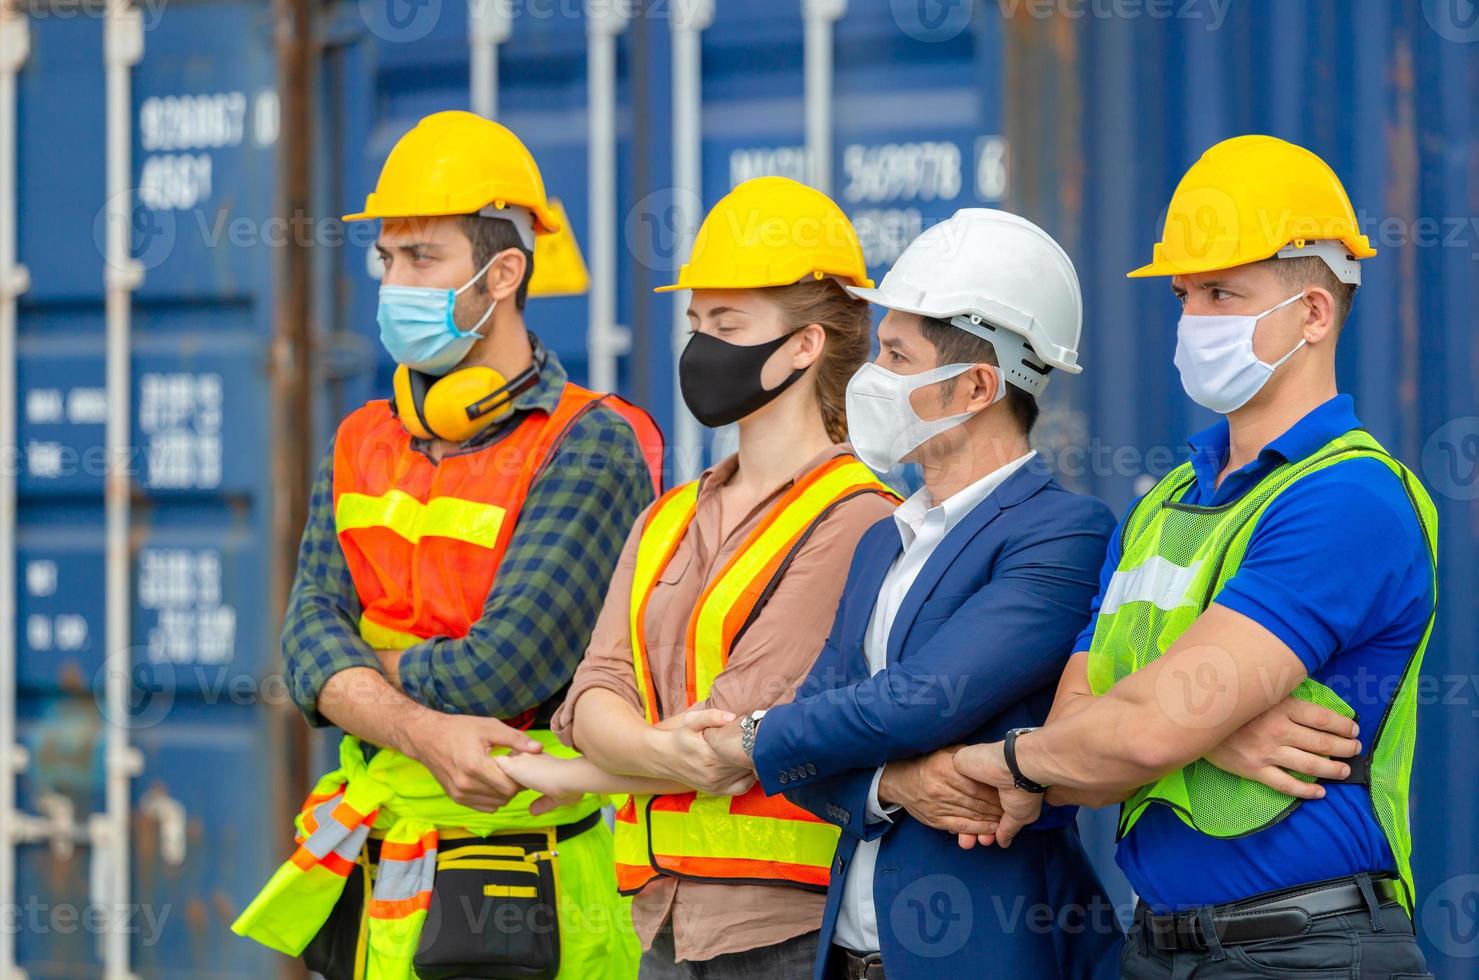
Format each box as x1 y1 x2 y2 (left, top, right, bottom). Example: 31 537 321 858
679 329 805 427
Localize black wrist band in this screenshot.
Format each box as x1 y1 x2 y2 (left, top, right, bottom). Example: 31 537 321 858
1005 728 1049 793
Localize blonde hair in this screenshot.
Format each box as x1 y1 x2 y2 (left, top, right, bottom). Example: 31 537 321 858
761 278 872 443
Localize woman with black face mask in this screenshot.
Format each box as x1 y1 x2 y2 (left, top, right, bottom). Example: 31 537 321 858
516 177 902 978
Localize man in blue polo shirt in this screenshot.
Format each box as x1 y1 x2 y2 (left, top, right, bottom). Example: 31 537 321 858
954 135 1438 978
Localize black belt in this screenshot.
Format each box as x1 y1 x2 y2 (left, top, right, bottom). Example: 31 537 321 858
443 809 602 847
1138 874 1404 952
556 809 603 842
835 948 885 980
366 810 601 862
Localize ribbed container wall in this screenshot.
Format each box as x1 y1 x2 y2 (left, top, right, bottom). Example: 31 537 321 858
11 1 284 976
3 1 1475 977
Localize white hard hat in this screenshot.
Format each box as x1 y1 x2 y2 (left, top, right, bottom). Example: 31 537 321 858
847 209 1083 396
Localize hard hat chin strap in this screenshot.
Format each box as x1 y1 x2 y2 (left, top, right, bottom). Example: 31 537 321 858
1274 239 1362 286
949 314 1053 398
477 203 536 251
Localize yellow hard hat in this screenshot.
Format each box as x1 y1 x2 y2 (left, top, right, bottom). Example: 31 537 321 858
528 198 591 298
1128 135 1375 282
343 111 561 236
655 176 873 292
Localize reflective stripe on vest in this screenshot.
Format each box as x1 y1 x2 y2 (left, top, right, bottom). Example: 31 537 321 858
292 788 376 877
369 828 438 920
1086 429 1438 910
614 455 901 894
233 780 379 958
335 489 508 549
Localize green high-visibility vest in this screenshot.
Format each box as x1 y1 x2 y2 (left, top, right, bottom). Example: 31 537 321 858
231 731 610 976
1086 428 1438 909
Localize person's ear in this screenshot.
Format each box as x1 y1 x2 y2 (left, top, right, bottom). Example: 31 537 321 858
789 322 827 371
483 247 528 302
1301 287 1338 345
959 364 1004 413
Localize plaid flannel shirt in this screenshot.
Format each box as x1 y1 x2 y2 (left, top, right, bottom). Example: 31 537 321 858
281 341 656 729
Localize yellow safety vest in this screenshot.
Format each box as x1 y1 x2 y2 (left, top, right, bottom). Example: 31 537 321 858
612 454 900 894
231 731 599 978
1087 429 1438 910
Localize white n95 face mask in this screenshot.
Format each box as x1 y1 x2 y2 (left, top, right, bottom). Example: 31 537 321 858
1174 292 1309 415
845 361 1004 473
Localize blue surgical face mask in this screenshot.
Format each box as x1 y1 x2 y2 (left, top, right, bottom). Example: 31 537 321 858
377 255 498 375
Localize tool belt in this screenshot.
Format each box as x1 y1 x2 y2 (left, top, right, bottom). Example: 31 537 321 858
306 811 601 980
1136 873 1405 952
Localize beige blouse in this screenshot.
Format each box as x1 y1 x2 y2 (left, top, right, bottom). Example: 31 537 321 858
552 443 897 962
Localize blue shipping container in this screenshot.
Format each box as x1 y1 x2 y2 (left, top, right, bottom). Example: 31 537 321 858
11 2 284 976
3 0 1476 977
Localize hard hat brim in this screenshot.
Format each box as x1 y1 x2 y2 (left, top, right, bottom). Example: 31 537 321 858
848 284 1083 375
1125 258 1191 279
654 272 875 294
1125 238 1377 280
845 284 976 325
1126 243 1292 278
843 284 890 306
342 203 562 235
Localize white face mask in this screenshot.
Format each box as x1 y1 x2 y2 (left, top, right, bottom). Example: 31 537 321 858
845 361 1004 473
1174 292 1309 415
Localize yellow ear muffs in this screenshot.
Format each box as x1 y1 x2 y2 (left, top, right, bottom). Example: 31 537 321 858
393 364 436 440
393 363 530 443
423 365 519 442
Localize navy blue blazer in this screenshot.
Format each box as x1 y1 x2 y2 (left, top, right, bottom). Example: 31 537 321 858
752 461 1121 979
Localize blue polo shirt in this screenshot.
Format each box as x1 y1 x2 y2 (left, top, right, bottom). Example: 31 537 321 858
1073 395 1434 911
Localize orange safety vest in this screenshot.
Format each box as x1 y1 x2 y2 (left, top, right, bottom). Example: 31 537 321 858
612 455 900 894
333 382 663 725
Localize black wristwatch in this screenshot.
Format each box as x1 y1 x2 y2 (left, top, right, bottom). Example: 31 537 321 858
1004 727 1049 793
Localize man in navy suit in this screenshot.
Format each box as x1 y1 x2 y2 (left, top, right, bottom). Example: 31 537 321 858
703 211 1123 979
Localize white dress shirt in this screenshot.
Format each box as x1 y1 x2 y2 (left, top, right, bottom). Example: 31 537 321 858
831 451 1037 954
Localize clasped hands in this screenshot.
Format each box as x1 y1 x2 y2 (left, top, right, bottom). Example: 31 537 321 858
413 705 758 816
503 707 757 814
877 746 1006 837
640 707 758 795
412 691 1359 842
